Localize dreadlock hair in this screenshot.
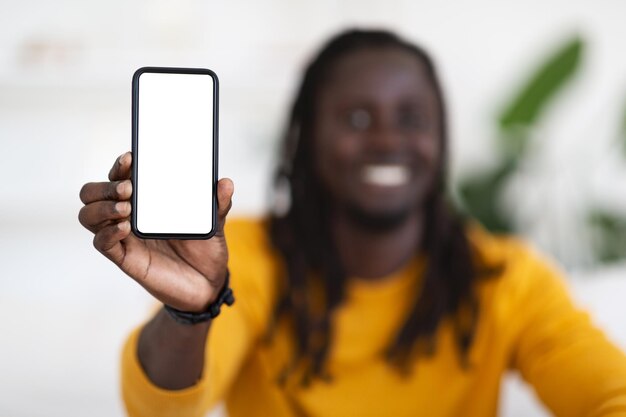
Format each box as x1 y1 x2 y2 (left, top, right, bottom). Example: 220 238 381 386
269 28 484 384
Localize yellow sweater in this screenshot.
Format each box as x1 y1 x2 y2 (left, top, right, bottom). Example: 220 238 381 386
121 219 626 417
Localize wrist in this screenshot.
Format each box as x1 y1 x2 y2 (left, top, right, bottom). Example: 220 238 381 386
164 269 235 325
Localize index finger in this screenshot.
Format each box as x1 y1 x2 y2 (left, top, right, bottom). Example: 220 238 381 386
109 152 132 181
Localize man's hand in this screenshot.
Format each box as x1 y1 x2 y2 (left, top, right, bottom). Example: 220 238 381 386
79 152 234 312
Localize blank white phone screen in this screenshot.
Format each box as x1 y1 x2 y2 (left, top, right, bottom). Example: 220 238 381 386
136 72 214 235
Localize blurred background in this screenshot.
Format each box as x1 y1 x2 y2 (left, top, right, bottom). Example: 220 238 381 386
1 0 626 416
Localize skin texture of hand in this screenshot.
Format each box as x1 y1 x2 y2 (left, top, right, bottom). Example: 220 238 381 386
79 151 235 312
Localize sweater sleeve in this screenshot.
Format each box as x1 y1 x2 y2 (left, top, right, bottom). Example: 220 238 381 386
120 218 279 417
510 249 626 417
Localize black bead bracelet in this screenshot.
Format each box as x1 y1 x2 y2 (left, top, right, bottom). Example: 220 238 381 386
164 270 235 325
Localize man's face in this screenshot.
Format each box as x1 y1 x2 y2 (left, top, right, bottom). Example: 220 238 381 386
313 47 442 226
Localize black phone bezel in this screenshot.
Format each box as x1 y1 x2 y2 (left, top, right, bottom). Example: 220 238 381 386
131 66 219 240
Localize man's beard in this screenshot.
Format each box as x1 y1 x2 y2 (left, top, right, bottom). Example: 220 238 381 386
343 202 414 233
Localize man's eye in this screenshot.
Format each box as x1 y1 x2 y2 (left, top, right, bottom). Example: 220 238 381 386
398 111 428 130
347 109 371 130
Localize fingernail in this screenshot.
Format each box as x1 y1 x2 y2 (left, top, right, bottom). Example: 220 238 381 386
116 202 130 214
116 180 130 196
118 221 130 231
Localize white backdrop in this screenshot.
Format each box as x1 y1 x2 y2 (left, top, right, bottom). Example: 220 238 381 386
1 1 626 416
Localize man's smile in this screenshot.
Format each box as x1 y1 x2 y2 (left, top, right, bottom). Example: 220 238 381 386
360 163 411 187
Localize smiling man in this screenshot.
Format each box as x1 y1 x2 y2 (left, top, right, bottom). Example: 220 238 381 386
314 47 441 224
79 29 626 417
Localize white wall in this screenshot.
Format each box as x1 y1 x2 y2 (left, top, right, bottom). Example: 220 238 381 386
1 1 626 416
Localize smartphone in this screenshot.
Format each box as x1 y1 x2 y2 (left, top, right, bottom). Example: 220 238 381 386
131 67 219 239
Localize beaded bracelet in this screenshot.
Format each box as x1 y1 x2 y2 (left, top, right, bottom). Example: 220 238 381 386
164 270 235 325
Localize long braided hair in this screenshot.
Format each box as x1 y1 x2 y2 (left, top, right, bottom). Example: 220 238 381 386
269 29 482 383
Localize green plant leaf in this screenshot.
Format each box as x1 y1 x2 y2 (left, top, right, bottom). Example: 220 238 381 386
457 159 517 233
589 211 626 263
498 36 584 155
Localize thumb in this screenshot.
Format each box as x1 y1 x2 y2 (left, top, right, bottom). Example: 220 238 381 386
216 178 234 234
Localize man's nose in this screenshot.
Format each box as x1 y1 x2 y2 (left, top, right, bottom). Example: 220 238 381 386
367 118 404 153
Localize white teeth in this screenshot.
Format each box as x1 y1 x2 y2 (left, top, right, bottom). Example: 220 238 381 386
362 164 410 187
